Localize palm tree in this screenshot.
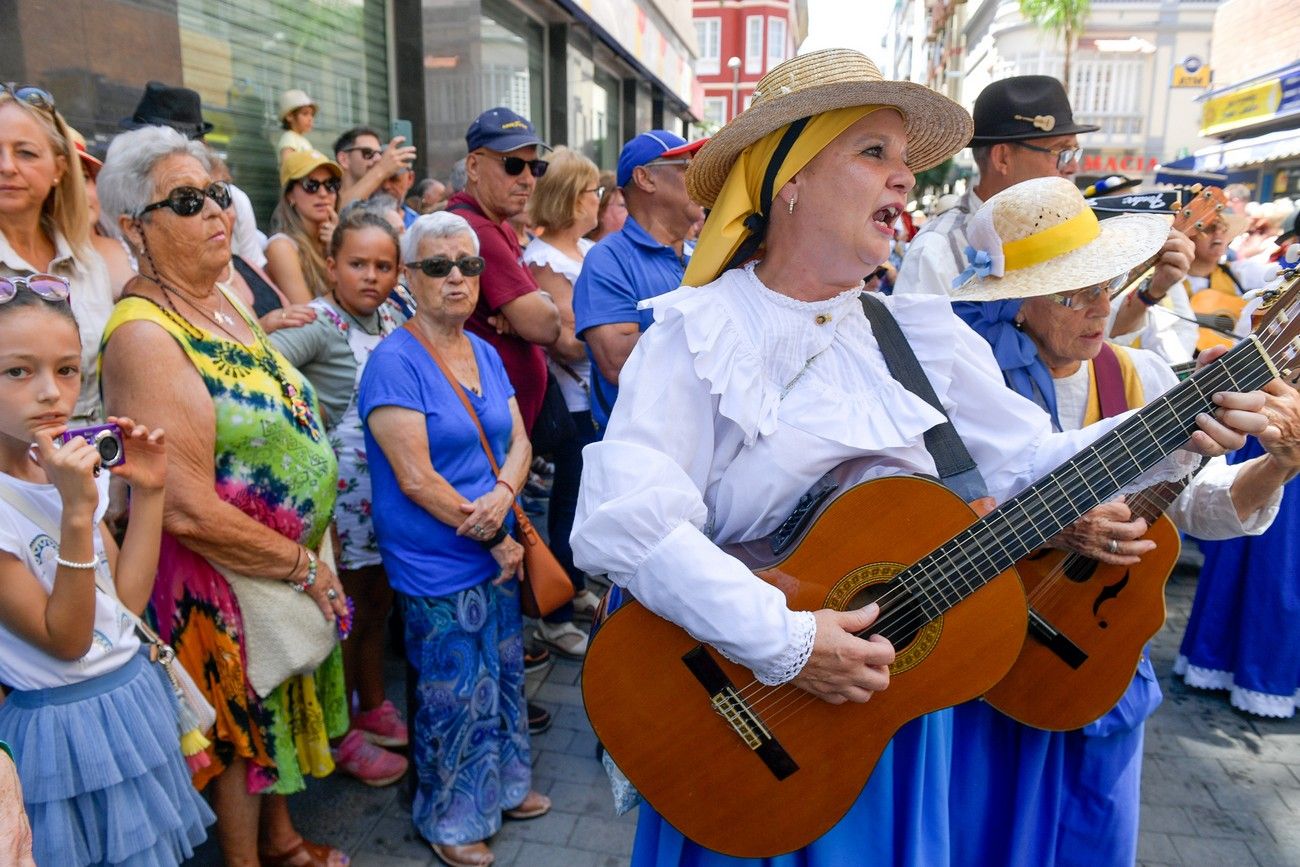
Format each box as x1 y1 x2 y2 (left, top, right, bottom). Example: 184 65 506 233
1019 0 1092 86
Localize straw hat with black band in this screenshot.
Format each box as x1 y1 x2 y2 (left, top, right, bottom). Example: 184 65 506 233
682 48 972 287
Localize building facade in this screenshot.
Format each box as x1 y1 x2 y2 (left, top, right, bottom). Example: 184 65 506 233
1 0 699 222
690 0 808 129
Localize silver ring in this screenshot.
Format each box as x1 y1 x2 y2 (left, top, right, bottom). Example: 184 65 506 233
1107 539 1120 555
474 524 485 536
326 588 339 600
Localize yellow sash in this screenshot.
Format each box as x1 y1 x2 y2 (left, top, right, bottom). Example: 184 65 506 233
1082 344 1146 425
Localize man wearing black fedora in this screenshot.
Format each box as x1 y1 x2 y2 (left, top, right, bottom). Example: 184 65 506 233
897 75 1191 339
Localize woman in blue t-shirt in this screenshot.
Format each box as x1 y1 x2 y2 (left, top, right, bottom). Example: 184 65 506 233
359 212 551 867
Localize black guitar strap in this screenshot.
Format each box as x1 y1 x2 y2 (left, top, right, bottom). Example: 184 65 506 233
859 293 990 504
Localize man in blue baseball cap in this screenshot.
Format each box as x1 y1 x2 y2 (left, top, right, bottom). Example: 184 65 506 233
573 130 705 430
445 107 560 435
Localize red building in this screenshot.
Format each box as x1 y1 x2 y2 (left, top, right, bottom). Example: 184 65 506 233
692 0 809 127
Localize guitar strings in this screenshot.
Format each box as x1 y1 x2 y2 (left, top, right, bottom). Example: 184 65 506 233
737 341 1281 723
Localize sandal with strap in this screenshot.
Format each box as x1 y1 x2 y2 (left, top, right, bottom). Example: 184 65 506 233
503 791 552 821
259 838 350 866
431 841 494 867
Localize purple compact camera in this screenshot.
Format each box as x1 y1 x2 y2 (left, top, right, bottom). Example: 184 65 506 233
58 423 126 468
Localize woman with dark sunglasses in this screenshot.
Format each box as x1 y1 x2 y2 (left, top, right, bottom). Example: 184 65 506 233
0 84 115 427
98 125 352 867
266 150 343 306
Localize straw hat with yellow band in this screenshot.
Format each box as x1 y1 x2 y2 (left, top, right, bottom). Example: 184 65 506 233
949 176 1171 302
683 48 973 287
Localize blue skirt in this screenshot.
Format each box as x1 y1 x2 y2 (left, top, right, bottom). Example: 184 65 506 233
1178 439 1300 717
0 651 214 866
398 579 531 846
629 711 953 867
947 654 1160 867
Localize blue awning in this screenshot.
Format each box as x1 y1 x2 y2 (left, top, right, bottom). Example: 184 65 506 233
1153 155 1230 187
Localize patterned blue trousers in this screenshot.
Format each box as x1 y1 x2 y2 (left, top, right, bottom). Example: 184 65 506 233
398 580 532 845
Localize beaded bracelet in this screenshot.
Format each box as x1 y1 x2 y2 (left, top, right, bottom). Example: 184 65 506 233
494 478 516 498
56 555 98 570
289 549 319 592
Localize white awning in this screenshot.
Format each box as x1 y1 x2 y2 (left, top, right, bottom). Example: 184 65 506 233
1194 127 1300 170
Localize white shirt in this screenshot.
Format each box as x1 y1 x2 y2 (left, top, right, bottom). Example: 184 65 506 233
0 228 113 426
230 183 268 270
1053 347 1280 539
571 264 1197 685
522 236 594 412
0 472 139 691
894 189 982 296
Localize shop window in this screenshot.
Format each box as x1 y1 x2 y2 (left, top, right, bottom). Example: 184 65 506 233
592 66 621 170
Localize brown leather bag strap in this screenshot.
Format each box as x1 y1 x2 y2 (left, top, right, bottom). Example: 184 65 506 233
403 322 530 528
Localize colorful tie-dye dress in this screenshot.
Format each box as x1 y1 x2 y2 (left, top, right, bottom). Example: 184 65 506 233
101 291 346 795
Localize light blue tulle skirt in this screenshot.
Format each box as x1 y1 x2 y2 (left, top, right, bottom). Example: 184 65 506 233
0 650 214 866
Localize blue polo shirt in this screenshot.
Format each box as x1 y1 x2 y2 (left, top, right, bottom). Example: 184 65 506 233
573 215 689 429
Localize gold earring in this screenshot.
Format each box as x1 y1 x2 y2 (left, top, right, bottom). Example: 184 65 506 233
788 197 796 215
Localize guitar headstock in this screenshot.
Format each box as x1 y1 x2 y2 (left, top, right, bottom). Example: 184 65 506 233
1171 185 1230 238
1250 260 1300 383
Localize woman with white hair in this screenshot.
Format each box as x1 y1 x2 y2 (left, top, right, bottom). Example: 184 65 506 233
97 124 351 867
360 211 551 866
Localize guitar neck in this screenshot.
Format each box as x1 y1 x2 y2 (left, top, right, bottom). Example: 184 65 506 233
875 337 1276 641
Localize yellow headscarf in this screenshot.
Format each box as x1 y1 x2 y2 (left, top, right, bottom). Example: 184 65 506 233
683 105 879 287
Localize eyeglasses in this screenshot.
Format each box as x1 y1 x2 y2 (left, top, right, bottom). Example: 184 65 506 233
297 176 341 195
644 158 691 171
498 156 548 178
342 146 381 160
139 182 232 217
1047 273 1128 309
406 256 486 278
0 273 71 305
1013 141 1084 172
583 185 606 199
1 83 55 114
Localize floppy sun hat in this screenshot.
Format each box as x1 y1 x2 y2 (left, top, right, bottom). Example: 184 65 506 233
686 48 973 209
949 176 1171 302
279 149 343 191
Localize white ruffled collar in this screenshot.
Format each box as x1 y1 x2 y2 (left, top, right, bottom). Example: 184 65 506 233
740 262 865 316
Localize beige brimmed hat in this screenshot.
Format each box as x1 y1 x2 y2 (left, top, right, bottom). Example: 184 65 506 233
686 49 973 208
950 177 1171 302
279 89 317 121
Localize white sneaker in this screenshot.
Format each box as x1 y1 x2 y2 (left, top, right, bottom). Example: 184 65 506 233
536 620 589 658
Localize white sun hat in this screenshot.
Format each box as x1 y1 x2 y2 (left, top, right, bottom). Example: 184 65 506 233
950 176 1171 302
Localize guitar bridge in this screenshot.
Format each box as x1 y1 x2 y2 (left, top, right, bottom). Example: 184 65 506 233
683 646 799 780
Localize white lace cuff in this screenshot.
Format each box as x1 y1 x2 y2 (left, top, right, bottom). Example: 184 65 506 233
754 610 817 686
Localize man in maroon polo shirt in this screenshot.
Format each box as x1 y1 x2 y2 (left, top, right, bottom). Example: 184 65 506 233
446 107 560 431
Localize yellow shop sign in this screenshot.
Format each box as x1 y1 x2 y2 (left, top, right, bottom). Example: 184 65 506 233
1201 80 1282 136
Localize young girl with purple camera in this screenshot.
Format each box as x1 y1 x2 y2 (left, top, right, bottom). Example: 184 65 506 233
0 276 213 865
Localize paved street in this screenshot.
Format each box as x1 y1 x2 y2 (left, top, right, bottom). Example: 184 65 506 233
187 549 1300 867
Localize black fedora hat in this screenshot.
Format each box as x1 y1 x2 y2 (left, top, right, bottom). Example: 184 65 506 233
969 75 1099 147
121 81 214 139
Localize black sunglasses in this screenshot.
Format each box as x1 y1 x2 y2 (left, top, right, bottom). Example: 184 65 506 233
406 256 486 278
343 146 381 160
1 83 55 113
499 156 548 178
139 181 232 217
297 176 341 195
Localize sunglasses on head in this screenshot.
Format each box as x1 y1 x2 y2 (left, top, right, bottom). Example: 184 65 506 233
1048 273 1128 309
406 256 486 278
0 273 71 305
139 181 232 217
498 155 548 178
297 176 341 195
343 145 381 160
1 83 55 114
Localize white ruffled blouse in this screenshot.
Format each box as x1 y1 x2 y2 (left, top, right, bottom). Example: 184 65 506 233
571 263 1197 685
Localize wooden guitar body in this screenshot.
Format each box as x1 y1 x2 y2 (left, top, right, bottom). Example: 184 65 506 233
1192 288 1245 352
983 513 1180 731
580 475 1029 857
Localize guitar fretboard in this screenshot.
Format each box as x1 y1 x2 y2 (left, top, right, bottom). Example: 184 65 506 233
871 337 1276 641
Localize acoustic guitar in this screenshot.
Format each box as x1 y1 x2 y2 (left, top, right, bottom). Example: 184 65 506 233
581 272 1300 858
989 267 1300 731
1191 284 1246 353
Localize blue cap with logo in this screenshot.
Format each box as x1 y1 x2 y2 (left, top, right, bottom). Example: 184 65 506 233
616 130 697 188
466 107 546 153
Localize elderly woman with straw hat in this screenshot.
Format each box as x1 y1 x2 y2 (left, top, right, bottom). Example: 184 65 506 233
946 175 1300 867
570 49 1270 865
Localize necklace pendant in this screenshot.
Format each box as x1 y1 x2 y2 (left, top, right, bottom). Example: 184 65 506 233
214 309 235 326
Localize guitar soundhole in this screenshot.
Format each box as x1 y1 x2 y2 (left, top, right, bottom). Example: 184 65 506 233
845 580 923 651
